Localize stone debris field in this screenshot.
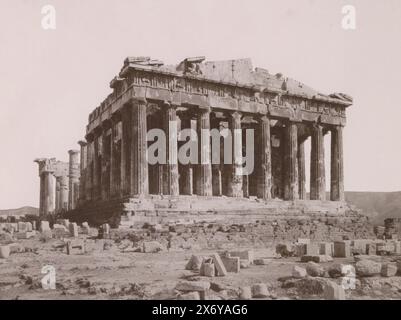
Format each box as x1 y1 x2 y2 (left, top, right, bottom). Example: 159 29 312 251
1 219 401 300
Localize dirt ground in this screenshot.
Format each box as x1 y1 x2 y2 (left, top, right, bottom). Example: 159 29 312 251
1 231 401 300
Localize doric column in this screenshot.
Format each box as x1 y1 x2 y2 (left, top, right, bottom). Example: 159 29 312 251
257 115 272 200
196 107 212 196
68 150 80 210
55 178 60 212
78 140 87 204
310 124 326 200
85 134 94 201
110 114 121 198
101 124 111 200
43 171 55 215
227 111 243 197
179 115 193 195
130 98 149 196
330 125 344 201
163 102 179 196
93 129 102 200
59 175 69 211
284 122 299 200
120 105 131 196
211 115 222 196
298 139 306 200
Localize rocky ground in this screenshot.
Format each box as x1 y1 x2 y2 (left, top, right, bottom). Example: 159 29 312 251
1 222 401 300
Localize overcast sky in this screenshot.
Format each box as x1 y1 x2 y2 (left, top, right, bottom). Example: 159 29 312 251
0 0 400 209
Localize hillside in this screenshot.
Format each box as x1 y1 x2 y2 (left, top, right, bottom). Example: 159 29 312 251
345 191 401 225
0 206 39 217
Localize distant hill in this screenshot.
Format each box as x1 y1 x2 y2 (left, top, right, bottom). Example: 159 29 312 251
0 206 39 217
345 191 401 225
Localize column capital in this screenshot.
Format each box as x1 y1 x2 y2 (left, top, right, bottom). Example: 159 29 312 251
68 149 79 156
130 96 147 106
198 106 211 114
101 118 112 131
78 140 87 147
229 111 242 120
258 114 270 124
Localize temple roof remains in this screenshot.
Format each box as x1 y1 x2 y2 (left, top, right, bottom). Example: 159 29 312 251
118 56 353 105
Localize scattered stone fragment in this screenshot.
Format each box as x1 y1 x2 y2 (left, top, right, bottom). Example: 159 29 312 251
251 283 269 298
381 263 398 277
306 262 325 277
354 255 382 263
26 222 33 232
328 264 350 278
239 286 252 300
212 253 228 276
142 241 164 253
0 245 10 259
229 250 254 264
301 255 332 263
254 258 270 265
185 255 204 271
69 223 79 238
18 222 27 232
200 258 215 277
81 222 90 234
240 259 250 269
221 256 240 273
324 281 346 300
176 280 210 292
276 243 293 257
292 265 307 278
355 259 382 277
40 221 50 232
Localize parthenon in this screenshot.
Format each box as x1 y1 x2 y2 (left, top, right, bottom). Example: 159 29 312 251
35 56 352 225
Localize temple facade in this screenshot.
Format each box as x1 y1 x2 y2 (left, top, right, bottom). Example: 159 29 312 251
35 56 353 223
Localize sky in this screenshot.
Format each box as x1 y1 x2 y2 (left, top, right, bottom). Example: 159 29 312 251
0 0 400 209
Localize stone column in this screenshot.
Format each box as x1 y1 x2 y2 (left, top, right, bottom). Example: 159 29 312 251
284 122 299 200
68 150 80 210
120 106 131 196
78 140 87 203
196 107 212 196
257 116 272 200
43 171 55 215
330 125 344 201
179 115 193 195
211 116 222 196
227 112 243 197
59 175 69 211
55 178 60 212
101 125 111 200
130 98 149 196
298 139 306 200
93 130 102 200
110 115 120 198
310 124 326 200
85 135 94 201
163 102 179 196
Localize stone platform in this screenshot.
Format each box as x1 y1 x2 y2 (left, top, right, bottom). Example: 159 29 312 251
63 196 364 228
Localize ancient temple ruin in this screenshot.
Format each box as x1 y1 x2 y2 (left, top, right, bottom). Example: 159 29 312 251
35 56 353 226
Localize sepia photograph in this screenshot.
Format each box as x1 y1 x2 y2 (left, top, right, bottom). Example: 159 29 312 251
1 0 401 308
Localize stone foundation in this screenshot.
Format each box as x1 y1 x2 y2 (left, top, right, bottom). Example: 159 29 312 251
63 196 374 243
